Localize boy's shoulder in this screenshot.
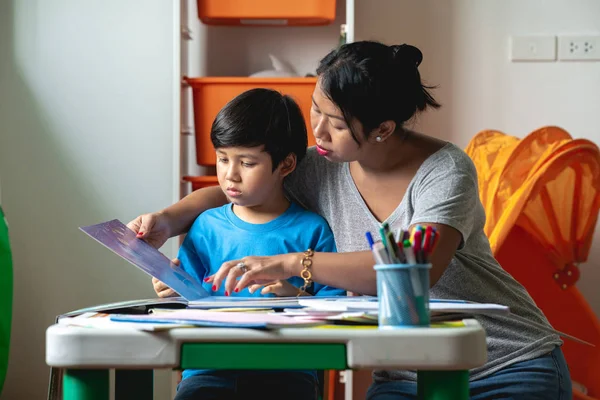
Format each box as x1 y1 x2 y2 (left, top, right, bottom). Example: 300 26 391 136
191 203 230 227
287 202 331 230
287 202 336 251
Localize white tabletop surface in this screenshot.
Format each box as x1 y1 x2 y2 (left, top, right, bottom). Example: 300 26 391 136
46 319 487 370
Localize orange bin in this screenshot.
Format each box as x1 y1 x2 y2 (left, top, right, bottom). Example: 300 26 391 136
197 0 336 26
186 77 318 166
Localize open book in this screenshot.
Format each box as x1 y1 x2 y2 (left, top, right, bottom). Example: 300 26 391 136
80 219 210 300
79 219 307 308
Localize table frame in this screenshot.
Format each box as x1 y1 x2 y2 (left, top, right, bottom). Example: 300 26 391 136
47 320 487 400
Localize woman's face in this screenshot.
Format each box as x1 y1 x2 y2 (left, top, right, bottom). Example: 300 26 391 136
310 81 365 163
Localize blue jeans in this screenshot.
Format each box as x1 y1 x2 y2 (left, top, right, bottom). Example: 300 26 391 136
367 346 572 400
175 371 318 400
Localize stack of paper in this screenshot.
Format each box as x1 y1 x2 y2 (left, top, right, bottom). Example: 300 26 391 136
58 296 514 331
58 312 194 331
188 296 304 309
110 309 326 329
297 298 511 316
280 309 379 325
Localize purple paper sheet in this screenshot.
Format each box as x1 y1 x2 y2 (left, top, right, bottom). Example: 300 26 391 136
80 219 209 300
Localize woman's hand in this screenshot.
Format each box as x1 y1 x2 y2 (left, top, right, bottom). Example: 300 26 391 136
207 253 300 296
248 280 302 297
151 259 181 298
126 211 172 249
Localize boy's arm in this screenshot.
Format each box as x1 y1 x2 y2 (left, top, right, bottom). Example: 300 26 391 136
310 225 347 297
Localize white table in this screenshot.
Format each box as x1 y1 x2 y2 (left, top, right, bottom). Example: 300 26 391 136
46 319 487 400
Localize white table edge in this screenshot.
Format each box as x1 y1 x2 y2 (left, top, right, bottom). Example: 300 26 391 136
46 319 487 370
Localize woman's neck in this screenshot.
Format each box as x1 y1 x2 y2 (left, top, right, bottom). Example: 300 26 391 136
353 130 447 177
355 130 416 174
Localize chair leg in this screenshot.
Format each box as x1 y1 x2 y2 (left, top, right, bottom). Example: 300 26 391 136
115 370 153 400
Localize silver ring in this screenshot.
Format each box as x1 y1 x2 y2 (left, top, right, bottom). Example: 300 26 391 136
236 262 247 273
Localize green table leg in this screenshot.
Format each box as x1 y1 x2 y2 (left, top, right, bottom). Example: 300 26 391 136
63 369 108 400
417 370 469 400
115 370 153 400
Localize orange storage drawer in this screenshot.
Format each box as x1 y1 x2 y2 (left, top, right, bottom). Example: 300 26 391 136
182 175 219 192
197 0 336 26
186 77 318 166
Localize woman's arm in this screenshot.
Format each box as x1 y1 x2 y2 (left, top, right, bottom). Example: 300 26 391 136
161 186 228 236
288 222 460 294
212 222 461 296
127 186 227 249
297 250 378 295
416 223 462 285
211 250 378 296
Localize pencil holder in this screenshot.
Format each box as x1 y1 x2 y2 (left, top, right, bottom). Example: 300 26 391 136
373 263 431 328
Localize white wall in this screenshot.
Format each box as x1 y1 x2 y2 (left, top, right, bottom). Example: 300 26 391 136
356 0 600 315
0 1 179 399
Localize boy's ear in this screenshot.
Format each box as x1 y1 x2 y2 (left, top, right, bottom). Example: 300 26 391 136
278 153 297 178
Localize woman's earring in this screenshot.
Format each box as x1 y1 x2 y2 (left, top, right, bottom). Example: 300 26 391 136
376 136 382 142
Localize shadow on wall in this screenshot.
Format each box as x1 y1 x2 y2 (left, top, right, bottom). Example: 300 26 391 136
0 1 158 399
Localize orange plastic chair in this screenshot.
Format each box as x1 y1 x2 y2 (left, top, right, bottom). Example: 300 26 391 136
466 126 600 400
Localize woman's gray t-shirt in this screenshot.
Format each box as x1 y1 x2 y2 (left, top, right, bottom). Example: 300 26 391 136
285 144 562 381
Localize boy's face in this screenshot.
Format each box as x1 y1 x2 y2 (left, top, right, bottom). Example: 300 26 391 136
216 146 290 209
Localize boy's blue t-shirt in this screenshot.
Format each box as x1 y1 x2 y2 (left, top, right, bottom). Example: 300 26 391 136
177 202 345 380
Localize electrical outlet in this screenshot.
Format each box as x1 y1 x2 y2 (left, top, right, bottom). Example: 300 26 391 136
510 35 556 61
558 35 600 61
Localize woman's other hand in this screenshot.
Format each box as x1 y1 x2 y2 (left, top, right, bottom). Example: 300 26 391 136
248 280 303 297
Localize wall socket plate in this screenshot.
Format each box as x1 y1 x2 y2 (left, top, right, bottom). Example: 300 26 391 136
510 35 556 61
558 35 600 61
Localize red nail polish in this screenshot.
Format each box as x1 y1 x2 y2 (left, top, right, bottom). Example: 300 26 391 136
137 232 144 236
234 288 239 293
212 285 217 291
204 277 210 282
225 291 229 296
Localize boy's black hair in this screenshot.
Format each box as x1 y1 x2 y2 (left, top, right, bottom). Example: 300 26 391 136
210 88 308 171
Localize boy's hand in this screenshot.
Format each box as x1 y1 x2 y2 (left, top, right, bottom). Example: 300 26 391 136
152 278 179 298
248 280 304 297
151 258 181 298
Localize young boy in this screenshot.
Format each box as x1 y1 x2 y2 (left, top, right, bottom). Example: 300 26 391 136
170 88 344 400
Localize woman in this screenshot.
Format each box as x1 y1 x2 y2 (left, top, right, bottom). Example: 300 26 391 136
129 41 571 399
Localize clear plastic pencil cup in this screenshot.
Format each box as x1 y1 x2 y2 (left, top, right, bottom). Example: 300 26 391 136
373 263 431 328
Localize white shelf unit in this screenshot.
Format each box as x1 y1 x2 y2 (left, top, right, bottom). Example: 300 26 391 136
178 0 354 198
175 1 356 399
